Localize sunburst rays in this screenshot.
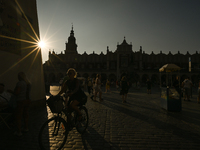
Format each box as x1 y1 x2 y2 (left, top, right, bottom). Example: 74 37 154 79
0 0 44 77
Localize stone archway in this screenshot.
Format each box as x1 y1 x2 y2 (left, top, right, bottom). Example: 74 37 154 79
161 74 166 86
142 74 149 83
135 73 140 82
151 74 159 85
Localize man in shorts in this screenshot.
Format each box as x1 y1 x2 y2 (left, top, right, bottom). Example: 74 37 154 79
182 77 193 101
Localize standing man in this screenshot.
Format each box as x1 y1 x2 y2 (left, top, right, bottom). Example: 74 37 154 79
182 77 193 101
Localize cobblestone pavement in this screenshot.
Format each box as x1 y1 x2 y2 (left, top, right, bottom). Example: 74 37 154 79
1 86 200 150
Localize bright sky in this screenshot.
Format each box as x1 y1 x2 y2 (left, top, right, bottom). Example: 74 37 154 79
36 0 200 63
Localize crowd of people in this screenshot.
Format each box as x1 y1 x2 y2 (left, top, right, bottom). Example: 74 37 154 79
60 72 200 104
1 69 200 138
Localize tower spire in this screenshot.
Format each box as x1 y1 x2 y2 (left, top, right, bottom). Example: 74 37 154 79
70 23 74 36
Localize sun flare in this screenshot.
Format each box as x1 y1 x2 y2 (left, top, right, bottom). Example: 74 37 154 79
38 40 46 48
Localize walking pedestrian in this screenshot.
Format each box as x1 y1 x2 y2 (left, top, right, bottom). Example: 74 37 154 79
146 79 151 94
94 74 103 102
120 76 129 103
105 79 111 93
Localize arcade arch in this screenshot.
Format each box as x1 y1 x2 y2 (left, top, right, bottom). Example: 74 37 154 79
151 74 159 85
142 74 149 83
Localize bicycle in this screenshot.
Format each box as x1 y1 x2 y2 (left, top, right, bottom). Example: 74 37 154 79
38 95 89 150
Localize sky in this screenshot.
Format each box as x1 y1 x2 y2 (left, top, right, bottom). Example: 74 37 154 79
36 0 200 63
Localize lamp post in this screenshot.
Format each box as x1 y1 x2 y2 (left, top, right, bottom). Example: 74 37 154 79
189 57 191 73
189 57 192 98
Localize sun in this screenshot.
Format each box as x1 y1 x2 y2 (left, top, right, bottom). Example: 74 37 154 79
38 40 46 48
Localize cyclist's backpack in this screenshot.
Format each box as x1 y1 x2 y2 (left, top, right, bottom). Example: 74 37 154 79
46 95 64 113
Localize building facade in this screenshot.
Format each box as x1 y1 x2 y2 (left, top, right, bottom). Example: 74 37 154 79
43 26 200 86
0 0 45 106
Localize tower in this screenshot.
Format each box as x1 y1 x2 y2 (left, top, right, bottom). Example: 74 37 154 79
64 25 78 54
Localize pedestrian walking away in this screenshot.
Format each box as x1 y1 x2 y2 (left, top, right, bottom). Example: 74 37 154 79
94 74 103 102
120 76 129 103
146 79 152 94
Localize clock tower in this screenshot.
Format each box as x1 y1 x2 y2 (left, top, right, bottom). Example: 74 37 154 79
64 25 78 54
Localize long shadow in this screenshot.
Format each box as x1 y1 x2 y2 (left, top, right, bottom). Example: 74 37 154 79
99 98 200 145
103 91 163 114
81 126 120 150
106 91 200 129
167 106 200 128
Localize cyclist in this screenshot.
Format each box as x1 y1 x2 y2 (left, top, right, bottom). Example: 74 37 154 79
57 68 87 121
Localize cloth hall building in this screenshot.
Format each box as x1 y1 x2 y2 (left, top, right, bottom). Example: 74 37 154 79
43 27 200 86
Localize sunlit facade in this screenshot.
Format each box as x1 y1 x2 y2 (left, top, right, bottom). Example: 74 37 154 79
43 27 200 86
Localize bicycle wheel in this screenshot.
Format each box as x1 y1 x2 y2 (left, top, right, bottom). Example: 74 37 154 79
75 106 89 134
38 117 68 150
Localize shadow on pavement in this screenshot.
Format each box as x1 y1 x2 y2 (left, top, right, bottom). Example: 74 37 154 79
81 126 119 150
100 97 200 145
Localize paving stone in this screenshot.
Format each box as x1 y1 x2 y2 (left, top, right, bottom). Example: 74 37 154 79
1 87 200 149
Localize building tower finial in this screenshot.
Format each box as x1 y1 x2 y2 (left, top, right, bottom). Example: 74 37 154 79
70 23 74 36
